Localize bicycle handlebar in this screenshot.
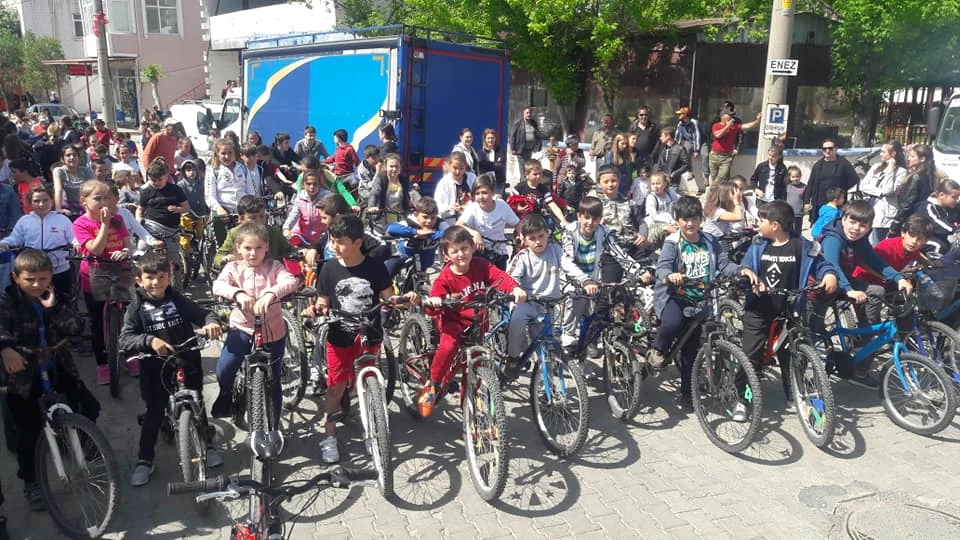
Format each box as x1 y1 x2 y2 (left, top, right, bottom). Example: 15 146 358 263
167 465 379 497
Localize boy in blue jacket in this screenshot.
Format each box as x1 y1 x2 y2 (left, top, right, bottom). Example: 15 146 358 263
647 196 739 410
383 196 447 279
738 201 838 402
815 199 913 387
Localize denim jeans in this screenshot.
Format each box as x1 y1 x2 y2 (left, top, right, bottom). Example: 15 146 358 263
216 329 285 415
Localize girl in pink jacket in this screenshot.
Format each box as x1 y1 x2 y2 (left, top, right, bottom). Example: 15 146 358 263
210 222 300 420
282 169 330 245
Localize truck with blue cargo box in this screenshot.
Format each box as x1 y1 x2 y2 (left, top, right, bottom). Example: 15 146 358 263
230 26 511 193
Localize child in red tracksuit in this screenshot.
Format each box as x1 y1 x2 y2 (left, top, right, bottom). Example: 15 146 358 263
324 128 361 176
419 226 527 417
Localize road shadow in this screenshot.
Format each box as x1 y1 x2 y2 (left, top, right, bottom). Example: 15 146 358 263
566 395 643 470
390 451 463 510
735 422 805 465
626 375 687 431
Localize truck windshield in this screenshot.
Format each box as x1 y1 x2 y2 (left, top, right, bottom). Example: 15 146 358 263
221 98 240 131
935 100 960 154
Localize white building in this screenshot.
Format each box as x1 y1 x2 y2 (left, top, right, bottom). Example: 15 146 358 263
4 0 206 125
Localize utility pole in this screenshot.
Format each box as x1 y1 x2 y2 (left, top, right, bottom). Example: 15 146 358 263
93 0 117 130
756 0 795 166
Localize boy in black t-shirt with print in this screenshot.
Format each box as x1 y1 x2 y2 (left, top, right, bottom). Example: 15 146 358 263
311 214 417 464
737 201 838 402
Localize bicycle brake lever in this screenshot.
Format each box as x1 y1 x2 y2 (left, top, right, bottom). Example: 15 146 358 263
196 489 241 502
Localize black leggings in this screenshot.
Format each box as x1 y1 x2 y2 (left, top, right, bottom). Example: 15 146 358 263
84 293 108 366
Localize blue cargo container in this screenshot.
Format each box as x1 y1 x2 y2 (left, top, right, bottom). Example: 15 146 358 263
240 26 511 193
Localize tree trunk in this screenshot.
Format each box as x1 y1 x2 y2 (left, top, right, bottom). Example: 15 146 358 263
151 81 163 111
850 89 880 147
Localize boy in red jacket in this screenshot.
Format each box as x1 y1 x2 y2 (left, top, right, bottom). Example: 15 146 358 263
324 128 361 176
419 226 527 416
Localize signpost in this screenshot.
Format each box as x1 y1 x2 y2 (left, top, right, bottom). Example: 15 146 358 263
67 64 93 76
763 104 790 137
767 58 799 76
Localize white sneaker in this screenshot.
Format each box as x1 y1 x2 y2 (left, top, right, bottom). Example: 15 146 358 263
130 461 154 487
731 402 748 423
320 436 340 464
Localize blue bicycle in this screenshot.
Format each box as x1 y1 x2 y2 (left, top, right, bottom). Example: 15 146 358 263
819 293 957 435
499 295 590 457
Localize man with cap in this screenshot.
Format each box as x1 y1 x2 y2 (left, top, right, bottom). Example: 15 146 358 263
674 107 704 193
142 117 179 171
710 107 761 185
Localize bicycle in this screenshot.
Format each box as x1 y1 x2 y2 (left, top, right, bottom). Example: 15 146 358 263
167 465 378 540
760 286 837 448
396 289 510 501
127 333 217 512
568 279 647 422
178 211 210 290
817 292 957 435
509 294 590 457
656 275 763 453
68 253 137 399
0 340 120 538
312 302 407 500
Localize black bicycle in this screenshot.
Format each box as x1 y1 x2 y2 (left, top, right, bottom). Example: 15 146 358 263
168 465 378 539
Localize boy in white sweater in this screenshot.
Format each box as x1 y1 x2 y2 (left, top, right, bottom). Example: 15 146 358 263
503 213 598 379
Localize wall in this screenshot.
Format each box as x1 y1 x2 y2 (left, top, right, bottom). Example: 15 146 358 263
206 49 240 102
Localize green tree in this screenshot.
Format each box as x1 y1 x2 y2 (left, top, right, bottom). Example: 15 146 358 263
142 64 164 111
0 6 22 101
20 32 65 99
829 0 960 145
0 4 20 37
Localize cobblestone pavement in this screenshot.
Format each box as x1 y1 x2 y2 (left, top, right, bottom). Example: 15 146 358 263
4 345 960 539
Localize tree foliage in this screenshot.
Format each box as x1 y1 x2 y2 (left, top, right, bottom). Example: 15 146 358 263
0 6 22 97
20 32 65 99
142 64 165 110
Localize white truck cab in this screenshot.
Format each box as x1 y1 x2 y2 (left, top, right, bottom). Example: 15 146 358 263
933 92 960 181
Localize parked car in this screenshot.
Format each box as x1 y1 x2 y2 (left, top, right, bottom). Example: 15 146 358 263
25 103 82 121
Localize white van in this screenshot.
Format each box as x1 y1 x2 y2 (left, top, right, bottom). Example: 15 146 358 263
933 92 960 181
168 102 216 160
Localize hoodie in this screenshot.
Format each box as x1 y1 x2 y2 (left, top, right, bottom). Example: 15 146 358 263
653 230 737 316
1 212 76 273
283 188 330 245
738 235 839 312
819 215 902 291
212 258 300 340
118 287 218 363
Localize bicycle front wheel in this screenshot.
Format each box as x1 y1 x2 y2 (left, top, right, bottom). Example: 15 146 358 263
790 343 836 448
281 310 309 410
904 320 960 396
603 340 644 421
104 305 123 399
177 409 210 513
530 356 589 457
692 339 763 453
362 376 393 499
718 298 744 342
881 351 956 435
397 315 433 419
463 366 509 501
36 413 120 538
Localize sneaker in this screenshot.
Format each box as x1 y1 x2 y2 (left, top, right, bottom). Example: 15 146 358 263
319 436 340 464
502 358 522 381
675 393 693 412
23 482 45 511
418 383 438 417
849 370 880 390
731 402 748 423
784 400 797 414
210 393 231 419
130 461 154 487
205 447 223 468
581 360 600 381
646 349 667 369
126 357 140 377
95 364 111 386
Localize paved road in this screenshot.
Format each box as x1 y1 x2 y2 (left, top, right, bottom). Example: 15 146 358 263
4 344 960 539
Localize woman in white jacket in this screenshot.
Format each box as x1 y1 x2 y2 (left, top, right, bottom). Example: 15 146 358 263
451 129 480 173
853 142 907 243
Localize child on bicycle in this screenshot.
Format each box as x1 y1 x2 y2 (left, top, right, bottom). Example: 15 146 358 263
311 214 416 463
72 180 135 384
302 193 389 270
737 201 838 403
210 222 300 419
324 128 361 177
810 186 847 239
919 179 960 257
214 195 293 269
0 185 76 301
646 196 739 409
812 200 913 388
283 169 331 246
457 174 520 269
593 164 645 281
177 159 208 216
851 215 932 284
119 252 223 487
504 213 597 380
138 158 190 283
0 249 100 512
384 196 447 279
559 197 637 352
420 226 527 417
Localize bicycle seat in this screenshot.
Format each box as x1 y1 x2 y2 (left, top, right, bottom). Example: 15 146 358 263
293 286 318 298
250 429 285 460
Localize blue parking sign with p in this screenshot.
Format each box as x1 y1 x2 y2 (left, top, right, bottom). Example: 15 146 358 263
769 107 785 124
764 104 789 136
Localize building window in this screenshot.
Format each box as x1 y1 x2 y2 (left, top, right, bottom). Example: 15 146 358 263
79 0 134 34
144 0 180 34
72 13 84 38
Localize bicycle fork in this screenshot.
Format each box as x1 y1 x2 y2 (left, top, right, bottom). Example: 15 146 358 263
355 366 389 446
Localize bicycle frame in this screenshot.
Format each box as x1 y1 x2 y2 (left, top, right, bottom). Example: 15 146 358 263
827 314 919 394
35 367 87 482
516 308 569 403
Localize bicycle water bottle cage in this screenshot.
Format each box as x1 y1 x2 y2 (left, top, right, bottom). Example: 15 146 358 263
250 428 285 460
